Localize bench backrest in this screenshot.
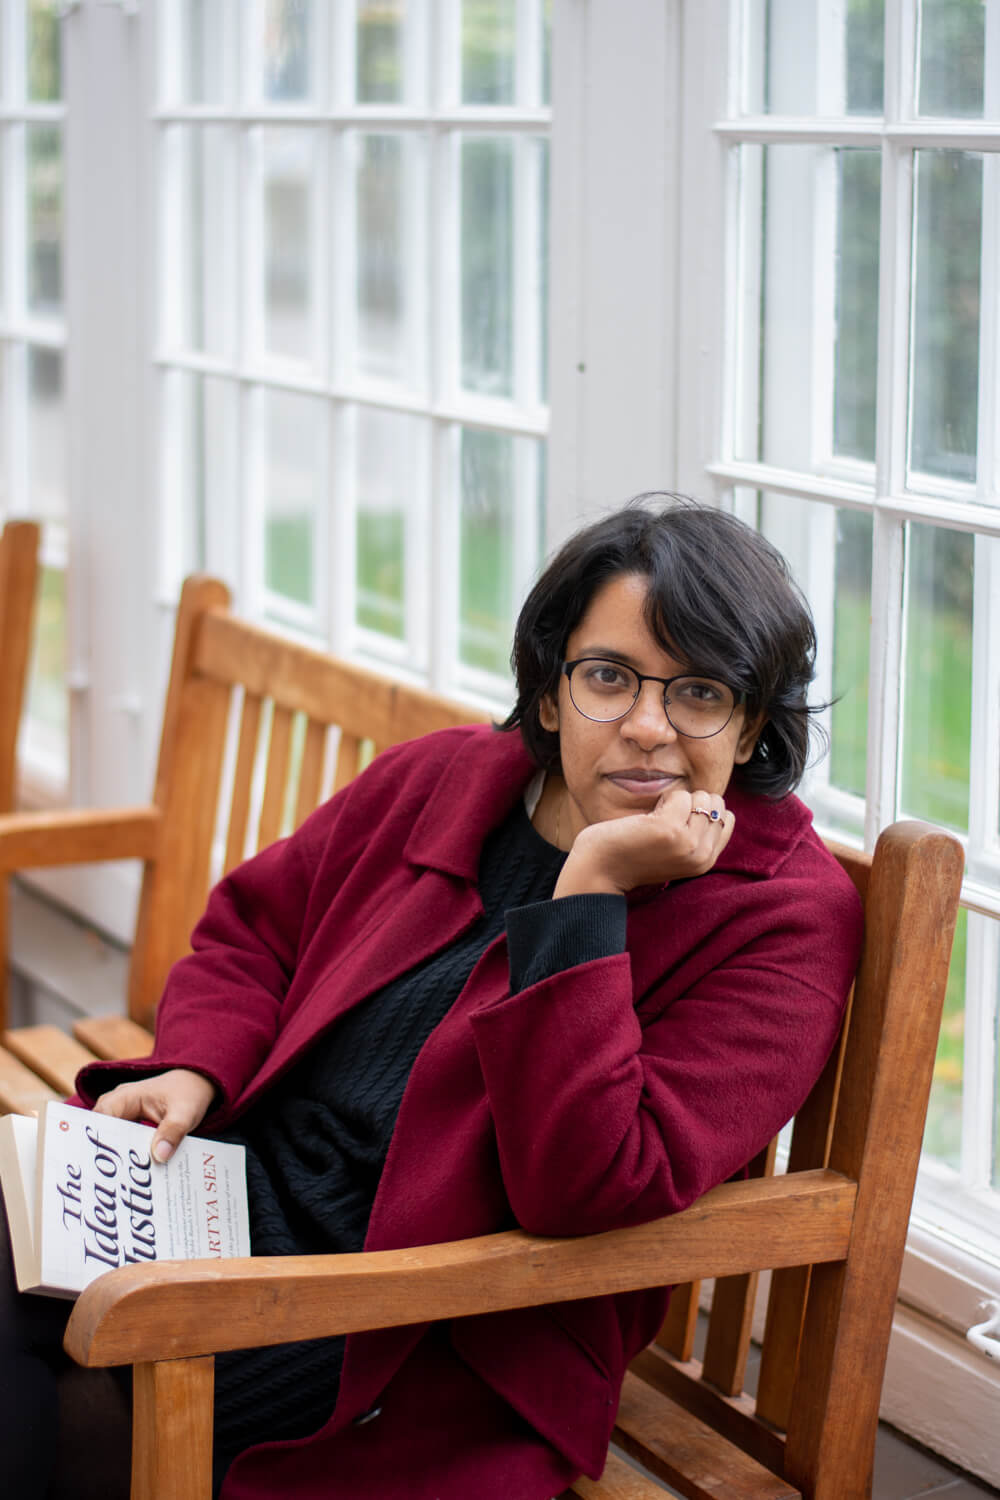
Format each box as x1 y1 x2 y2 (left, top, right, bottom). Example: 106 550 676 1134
127 577 489 1027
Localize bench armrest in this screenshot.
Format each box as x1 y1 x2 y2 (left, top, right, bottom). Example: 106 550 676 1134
65 1170 855 1368
0 807 162 871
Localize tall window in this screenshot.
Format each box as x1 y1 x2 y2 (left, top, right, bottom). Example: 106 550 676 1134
156 0 551 703
0 0 67 783
711 0 1000 1243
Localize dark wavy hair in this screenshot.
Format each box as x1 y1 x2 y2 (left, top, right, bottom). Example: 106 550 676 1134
500 495 824 799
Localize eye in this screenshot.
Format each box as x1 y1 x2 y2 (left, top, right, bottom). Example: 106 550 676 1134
672 677 726 704
582 660 633 691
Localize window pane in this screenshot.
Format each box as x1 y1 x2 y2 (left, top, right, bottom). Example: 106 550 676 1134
459 427 542 676
357 0 406 104
260 0 314 102
461 136 513 398
834 150 880 462
830 510 873 799
757 495 872 814
356 407 420 640
27 124 62 318
924 905 967 1169
355 133 423 387
916 0 985 117
900 522 973 831
25 562 67 746
909 151 982 486
28 347 65 520
27 0 61 103
260 129 317 364
735 145 880 476
462 0 516 105
169 0 228 105
163 370 231 586
742 0 884 115
165 125 230 357
263 389 325 609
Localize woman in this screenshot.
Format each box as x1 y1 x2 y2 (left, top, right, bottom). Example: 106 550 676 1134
3 496 863 1500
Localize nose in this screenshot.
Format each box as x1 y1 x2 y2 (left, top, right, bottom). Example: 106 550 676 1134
620 681 677 749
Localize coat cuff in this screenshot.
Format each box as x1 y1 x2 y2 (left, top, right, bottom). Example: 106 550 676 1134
505 894 627 993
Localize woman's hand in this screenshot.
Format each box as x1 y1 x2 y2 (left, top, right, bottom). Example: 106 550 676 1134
91 1067 217 1163
552 785 733 899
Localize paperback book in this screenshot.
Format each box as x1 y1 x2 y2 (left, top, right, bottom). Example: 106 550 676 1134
0 1099 250 1297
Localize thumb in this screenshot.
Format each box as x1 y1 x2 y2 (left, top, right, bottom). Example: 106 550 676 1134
150 1108 197 1164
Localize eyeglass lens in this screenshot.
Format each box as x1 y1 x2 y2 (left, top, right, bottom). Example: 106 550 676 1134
567 659 736 738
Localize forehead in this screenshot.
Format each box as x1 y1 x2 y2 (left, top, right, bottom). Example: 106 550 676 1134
567 573 679 662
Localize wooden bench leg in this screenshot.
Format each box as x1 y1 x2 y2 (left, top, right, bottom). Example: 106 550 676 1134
131 1356 214 1500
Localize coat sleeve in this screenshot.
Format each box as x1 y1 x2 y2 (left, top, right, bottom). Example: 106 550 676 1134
73 778 361 1110
469 867 863 1238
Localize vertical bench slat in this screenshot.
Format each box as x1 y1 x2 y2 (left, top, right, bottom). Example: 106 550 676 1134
657 1281 701 1361
257 704 294 850
294 718 327 829
224 692 263 875
333 731 363 795
700 1140 776 1397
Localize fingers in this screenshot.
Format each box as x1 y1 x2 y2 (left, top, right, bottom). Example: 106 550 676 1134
91 1070 216 1165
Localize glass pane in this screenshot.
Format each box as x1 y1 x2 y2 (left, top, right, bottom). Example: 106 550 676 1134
461 136 513 398
25 562 67 745
172 0 228 106
541 0 552 106
538 137 549 405
356 407 420 640
28 347 65 520
260 0 314 102
261 129 316 364
834 150 880 462
27 125 63 318
924 905 967 1169
357 0 406 103
900 522 973 831
462 0 516 104
263 389 325 609
742 0 884 115
917 0 985 117
355 133 422 386
166 126 230 357
165 370 230 583
830 510 873 799
909 151 982 486
736 145 880 475
757 495 872 813
459 428 543 676
28 0 61 103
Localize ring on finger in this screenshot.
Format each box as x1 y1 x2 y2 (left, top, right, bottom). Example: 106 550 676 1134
691 806 722 823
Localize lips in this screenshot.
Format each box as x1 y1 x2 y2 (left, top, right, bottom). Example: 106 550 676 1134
605 768 680 798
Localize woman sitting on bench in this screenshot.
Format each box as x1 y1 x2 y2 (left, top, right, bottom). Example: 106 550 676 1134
3 496 862 1500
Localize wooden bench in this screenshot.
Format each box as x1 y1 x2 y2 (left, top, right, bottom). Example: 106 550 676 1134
0 575 965 1499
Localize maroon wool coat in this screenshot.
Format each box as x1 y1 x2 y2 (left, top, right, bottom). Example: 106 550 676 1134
75 724 863 1500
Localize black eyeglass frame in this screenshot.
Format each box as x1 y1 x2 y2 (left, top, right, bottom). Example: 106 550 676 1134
561 658 747 740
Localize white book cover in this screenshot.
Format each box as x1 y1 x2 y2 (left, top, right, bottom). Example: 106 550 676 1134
1 1101 250 1297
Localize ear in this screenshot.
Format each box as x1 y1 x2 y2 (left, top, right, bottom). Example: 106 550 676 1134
539 693 559 733
734 712 766 765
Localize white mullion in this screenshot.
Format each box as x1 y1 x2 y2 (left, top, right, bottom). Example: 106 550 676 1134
311 117 331 384
404 415 432 672
405 0 430 110
864 0 911 847
432 123 458 410
512 129 539 409
330 0 354 111
438 0 463 111
516 0 541 107
332 124 355 393
980 4 1000 503
241 382 266 619
960 912 999 1190
404 129 430 396
725 139 759 464
429 418 460 693
968 535 1000 865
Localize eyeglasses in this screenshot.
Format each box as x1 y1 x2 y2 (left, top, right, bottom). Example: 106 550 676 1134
562 658 744 739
